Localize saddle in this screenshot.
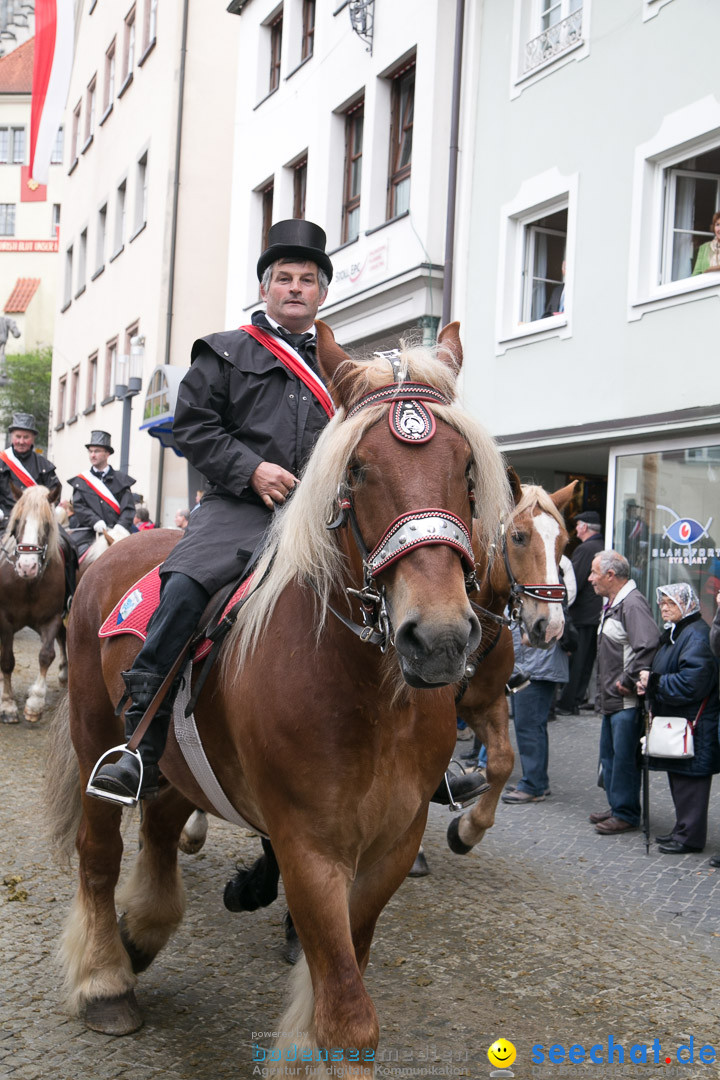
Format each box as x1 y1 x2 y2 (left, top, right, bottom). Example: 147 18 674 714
99 565 254 662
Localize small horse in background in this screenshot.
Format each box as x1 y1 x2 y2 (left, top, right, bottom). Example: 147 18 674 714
46 320 510 1071
0 483 68 722
447 477 575 855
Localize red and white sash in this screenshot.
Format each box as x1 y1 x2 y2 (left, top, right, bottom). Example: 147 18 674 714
0 447 36 488
79 469 121 514
240 324 335 420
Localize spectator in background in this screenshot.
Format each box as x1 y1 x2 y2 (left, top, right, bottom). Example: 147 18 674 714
588 551 659 835
692 212 720 275
556 510 604 715
133 505 154 531
175 508 190 530
637 583 720 855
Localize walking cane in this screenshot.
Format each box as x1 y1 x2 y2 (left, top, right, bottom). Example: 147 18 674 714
641 702 650 855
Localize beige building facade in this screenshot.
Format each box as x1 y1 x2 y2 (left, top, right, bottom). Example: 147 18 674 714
50 0 239 522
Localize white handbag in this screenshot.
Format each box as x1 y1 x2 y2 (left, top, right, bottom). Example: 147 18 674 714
645 698 707 759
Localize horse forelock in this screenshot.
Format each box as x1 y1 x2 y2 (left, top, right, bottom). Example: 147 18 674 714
6 485 60 560
513 485 567 532
222 343 510 680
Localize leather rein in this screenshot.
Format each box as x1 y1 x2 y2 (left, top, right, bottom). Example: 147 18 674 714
322 381 478 653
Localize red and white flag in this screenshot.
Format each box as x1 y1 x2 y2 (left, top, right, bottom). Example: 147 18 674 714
29 0 74 186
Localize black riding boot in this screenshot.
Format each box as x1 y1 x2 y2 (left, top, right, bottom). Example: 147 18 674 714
87 572 211 805
89 670 174 802
431 768 490 807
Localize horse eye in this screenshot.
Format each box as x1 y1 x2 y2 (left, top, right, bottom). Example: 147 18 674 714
348 461 365 486
511 531 527 546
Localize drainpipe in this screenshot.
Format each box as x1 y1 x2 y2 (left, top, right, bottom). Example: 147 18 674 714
156 0 189 525
441 0 465 328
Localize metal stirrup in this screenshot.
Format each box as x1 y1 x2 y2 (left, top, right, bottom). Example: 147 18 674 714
85 745 144 807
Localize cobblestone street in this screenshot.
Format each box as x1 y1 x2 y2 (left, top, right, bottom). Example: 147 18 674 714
2 628 720 1080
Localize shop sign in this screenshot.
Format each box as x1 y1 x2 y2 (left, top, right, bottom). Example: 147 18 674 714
652 504 714 565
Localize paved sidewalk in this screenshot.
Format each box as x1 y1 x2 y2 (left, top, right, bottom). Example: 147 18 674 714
464 708 720 952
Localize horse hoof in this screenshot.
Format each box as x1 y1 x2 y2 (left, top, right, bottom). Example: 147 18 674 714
58 668 69 687
118 914 156 974
408 851 430 877
446 815 473 856
179 811 208 855
282 932 303 966
84 990 143 1035
0 711 19 724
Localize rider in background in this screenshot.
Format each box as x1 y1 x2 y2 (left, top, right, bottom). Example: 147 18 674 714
67 430 136 556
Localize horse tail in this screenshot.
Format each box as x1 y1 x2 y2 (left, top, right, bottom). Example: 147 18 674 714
44 693 82 867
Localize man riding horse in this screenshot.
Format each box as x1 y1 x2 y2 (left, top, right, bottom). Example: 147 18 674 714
0 411 77 605
89 219 488 808
68 430 136 556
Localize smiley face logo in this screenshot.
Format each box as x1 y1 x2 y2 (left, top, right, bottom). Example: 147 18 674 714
487 1038 517 1069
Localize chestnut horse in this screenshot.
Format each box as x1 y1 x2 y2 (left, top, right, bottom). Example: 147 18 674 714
46 322 510 1074
447 479 575 855
0 483 67 722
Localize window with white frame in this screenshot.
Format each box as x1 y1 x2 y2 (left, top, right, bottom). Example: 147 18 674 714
77 228 87 292
70 102 81 162
496 169 576 351
57 376 67 425
104 338 118 400
114 180 126 252
50 127 64 164
84 78 96 143
96 203 107 268
11 127 25 164
144 0 158 49
511 0 589 95
660 144 720 283
86 353 98 410
123 6 136 83
521 206 568 322
64 245 73 306
104 39 116 110
0 203 16 235
134 152 148 233
51 203 60 238
69 365 80 420
628 100 720 318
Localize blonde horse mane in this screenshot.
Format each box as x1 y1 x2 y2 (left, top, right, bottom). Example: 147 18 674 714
512 484 567 529
222 341 512 677
4 484 60 562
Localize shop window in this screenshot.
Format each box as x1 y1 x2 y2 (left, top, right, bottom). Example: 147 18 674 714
660 145 720 283
387 62 414 220
612 442 720 624
342 100 363 243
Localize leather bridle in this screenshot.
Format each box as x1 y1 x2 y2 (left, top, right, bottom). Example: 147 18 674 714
323 381 478 652
1 533 49 575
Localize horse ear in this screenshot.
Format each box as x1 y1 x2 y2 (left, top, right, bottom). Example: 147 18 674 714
46 482 62 506
315 320 352 409
506 465 523 506
437 321 463 373
9 479 22 502
550 479 578 512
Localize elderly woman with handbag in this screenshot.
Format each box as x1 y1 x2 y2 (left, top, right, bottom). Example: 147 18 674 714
637 583 720 855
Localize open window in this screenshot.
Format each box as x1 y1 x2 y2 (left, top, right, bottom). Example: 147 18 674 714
660 145 720 283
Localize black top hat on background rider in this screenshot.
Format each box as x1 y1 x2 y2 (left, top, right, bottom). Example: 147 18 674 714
67 430 136 557
87 219 487 815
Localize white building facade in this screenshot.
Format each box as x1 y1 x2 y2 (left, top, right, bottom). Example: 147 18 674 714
225 0 462 350
458 0 720 620
50 0 239 522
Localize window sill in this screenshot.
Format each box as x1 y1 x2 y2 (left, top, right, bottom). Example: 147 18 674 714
91 265 105 282
74 285 86 299
109 244 124 263
81 133 94 155
253 86 279 111
101 395 116 406
138 37 156 67
629 271 720 320
117 71 134 99
68 157 79 176
516 39 584 86
60 299 71 313
129 221 147 244
54 421 65 431
499 314 568 344
286 54 312 81
328 236 359 257
365 210 410 237
67 414 78 426
99 103 113 127
83 405 96 416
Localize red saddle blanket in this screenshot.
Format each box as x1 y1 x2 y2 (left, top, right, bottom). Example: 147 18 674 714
98 566 253 662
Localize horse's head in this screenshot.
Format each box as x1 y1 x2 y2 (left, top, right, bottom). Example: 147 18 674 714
310 320 511 688
504 479 576 648
4 483 61 579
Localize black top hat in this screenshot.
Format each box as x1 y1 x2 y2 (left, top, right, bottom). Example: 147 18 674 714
85 430 114 454
257 219 333 283
8 411 38 434
574 510 601 526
